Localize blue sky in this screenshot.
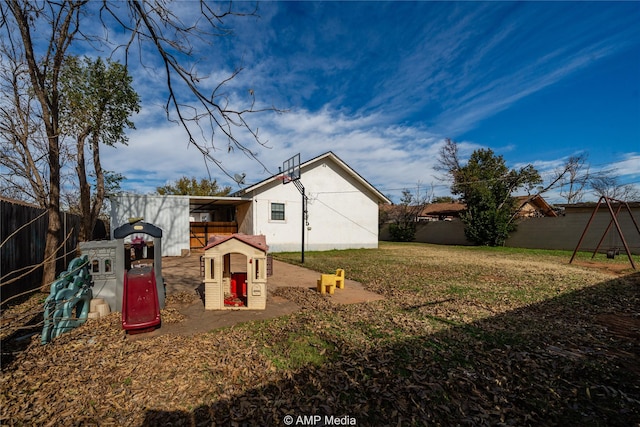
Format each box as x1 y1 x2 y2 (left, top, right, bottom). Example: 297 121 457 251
99 1 640 203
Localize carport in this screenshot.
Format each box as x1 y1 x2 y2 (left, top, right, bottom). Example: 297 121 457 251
188 197 252 250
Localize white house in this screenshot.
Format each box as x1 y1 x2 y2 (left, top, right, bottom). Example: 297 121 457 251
110 152 391 256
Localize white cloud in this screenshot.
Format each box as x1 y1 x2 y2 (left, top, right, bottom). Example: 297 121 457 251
109 106 455 201
608 154 640 180
96 2 639 204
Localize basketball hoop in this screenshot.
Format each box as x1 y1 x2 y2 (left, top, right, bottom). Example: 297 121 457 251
276 174 292 184
282 153 301 184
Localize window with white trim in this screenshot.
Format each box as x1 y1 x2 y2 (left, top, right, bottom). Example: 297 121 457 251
270 202 285 221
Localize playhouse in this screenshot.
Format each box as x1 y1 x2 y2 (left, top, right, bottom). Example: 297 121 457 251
202 234 268 310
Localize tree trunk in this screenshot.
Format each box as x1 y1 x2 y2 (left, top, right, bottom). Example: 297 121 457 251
76 131 92 242
89 133 105 240
41 135 61 290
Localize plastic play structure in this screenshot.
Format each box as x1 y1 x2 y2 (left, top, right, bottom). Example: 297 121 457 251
74 219 165 334
113 220 164 333
42 219 166 342
316 269 345 295
202 234 268 310
41 255 93 344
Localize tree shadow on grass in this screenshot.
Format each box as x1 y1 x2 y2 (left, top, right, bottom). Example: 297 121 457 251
141 273 640 426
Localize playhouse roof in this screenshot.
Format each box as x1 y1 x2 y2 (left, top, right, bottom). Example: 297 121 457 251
203 233 268 253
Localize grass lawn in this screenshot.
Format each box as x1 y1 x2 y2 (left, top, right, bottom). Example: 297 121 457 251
2 242 639 426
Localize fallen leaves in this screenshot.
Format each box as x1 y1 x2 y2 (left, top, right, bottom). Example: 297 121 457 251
1 244 639 425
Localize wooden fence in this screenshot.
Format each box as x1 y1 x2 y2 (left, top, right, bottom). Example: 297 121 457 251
1 198 106 307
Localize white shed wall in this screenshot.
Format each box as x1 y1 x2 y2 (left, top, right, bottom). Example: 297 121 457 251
110 194 190 257
249 160 381 252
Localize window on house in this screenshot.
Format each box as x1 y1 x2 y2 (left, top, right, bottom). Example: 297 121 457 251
271 203 285 221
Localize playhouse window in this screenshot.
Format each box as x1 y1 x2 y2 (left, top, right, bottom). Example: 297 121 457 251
254 259 260 280
92 259 100 273
271 203 285 221
104 259 112 272
209 259 215 279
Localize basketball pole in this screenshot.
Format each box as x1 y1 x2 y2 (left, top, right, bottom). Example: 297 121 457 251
301 186 305 263
293 179 307 264
283 153 306 263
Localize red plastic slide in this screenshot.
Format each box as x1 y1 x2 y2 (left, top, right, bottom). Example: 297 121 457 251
122 265 161 333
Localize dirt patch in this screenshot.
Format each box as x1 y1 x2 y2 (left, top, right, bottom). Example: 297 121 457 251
570 259 637 276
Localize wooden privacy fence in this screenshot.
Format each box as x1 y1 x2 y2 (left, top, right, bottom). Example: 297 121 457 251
0 198 106 307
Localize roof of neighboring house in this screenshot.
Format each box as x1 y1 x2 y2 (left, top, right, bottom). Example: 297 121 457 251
235 151 392 205
412 195 558 218
203 233 268 252
419 202 466 217
557 201 640 209
515 195 558 217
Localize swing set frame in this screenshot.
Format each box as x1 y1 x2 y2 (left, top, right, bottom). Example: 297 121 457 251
569 196 640 270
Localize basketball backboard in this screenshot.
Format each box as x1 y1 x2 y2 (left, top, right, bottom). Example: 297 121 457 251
282 153 301 184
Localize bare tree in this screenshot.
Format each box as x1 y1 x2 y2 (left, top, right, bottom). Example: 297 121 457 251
434 138 461 182
0 43 49 206
1 1 278 287
0 1 84 286
100 1 279 176
590 172 640 201
557 153 590 204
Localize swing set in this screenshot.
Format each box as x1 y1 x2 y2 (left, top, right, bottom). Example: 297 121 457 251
570 196 640 270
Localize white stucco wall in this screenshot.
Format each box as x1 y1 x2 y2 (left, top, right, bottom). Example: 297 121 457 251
110 194 190 257
248 159 381 252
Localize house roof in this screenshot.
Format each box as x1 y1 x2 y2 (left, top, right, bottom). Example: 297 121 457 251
419 202 466 216
557 201 640 209
235 151 392 204
515 195 558 217
203 233 268 252
412 195 557 218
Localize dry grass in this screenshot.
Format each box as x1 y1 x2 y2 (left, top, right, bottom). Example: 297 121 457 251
1 242 639 426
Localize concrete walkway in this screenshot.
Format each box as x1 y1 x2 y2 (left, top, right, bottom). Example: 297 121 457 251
268 260 384 305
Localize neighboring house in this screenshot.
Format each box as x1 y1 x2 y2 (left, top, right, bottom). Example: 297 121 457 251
414 195 556 221
514 195 558 218
110 152 391 256
418 202 465 221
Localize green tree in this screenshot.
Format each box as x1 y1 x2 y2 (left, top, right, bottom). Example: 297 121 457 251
156 177 231 196
60 56 140 241
438 140 541 246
